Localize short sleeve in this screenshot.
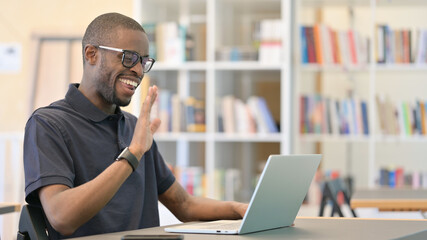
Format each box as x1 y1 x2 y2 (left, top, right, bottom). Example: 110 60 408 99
24 113 75 205
150 141 175 195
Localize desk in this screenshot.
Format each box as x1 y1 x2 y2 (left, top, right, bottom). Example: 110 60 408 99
351 188 427 211
69 217 427 240
0 202 21 214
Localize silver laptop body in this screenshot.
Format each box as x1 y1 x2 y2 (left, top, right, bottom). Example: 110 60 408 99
164 154 322 235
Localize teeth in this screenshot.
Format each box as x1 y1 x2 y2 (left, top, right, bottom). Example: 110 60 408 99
119 78 138 87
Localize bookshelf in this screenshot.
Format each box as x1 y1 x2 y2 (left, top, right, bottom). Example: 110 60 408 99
134 0 292 201
294 0 427 189
134 0 427 200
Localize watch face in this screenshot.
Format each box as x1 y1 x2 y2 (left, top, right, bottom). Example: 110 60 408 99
118 147 130 159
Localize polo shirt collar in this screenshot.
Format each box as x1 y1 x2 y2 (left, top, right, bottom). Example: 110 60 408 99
65 83 123 122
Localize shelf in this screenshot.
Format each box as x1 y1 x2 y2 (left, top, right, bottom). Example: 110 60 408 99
300 0 427 7
152 62 208 71
299 64 370 72
151 61 289 71
300 0 371 7
154 132 283 143
214 61 283 71
376 0 427 6
375 135 427 143
299 64 427 72
218 0 281 12
213 133 283 142
299 134 427 143
376 64 427 72
154 132 207 142
299 134 370 142
301 0 427 7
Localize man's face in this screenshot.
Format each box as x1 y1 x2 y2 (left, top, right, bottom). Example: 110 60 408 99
95 28 149 107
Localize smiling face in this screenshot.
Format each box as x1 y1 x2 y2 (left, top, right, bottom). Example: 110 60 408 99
97 28 149 107
82 27 149 113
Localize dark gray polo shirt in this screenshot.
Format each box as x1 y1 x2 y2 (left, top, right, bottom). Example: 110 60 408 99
24 83 175 239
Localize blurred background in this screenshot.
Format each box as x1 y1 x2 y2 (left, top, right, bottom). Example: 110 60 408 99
2 0 427 239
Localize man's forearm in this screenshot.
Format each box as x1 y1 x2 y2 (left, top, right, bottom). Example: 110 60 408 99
183 197 245 221
39 159 133 236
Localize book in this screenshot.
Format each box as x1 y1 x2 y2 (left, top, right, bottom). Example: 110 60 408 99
234 98 256 133
415 29 427 64
402 101 412 136
305 26 317 63
320 24 333 65
185 97 206 132
300 26 309 63
156 22 186 63
142 23 157 60
422 100 427 135
221 95 236 133
157 90 172 133
338 31 350 66
257 97 279 133
171 94 182 132
376 24 386 63
348 29 358 65
247 96 269 133
313 24 323 64
259 19 282 63
360 101 369 135
395 100 406 136
300 96 307 133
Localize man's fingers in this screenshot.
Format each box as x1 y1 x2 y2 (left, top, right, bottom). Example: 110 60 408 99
141 85 158 118
150 85 158 107
151 118 161 134
141 88 153 117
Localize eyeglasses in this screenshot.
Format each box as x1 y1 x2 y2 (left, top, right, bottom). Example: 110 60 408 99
96 45 155 73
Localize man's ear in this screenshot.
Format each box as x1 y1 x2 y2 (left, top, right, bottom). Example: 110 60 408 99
84 45 98 65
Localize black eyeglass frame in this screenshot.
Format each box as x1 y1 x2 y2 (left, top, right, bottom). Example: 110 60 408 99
95 45 155 73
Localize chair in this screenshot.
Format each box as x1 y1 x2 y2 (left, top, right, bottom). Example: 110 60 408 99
17 204 49 240
318 178 357 217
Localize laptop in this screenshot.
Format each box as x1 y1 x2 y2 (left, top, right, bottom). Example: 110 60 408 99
165 154 322 235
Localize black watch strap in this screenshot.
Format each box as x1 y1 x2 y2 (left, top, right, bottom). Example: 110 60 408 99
116 147 139 171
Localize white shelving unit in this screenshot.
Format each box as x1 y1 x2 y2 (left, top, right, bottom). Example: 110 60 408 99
294 0 427 188
134 0 427 197
134 0 292 201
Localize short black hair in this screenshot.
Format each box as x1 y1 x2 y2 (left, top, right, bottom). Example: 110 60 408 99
82 12 145 63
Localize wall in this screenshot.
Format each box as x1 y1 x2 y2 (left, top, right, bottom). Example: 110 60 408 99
0 0 134 132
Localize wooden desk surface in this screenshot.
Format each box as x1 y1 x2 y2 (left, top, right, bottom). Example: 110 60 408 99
351 188 427 211
0 202 21 215
69 217 427 240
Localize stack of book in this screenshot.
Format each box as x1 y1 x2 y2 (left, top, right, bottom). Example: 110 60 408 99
375 25 427 64
300 24 369 66
217 95 279 134
258 19 283 63
378 166 427 189
300 94 369 135
376 95 427 136
142 22 206 62
151 89 206 133
174 166 205 197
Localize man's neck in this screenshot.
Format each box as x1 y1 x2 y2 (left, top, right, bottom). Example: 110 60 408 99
78 82 117 115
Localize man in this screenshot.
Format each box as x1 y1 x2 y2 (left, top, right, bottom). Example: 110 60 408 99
24 12 247 239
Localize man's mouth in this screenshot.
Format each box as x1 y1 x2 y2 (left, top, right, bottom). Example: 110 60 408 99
119 78 138 88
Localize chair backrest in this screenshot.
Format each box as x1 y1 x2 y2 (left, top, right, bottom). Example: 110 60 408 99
318 177 357 217
17 204 49 240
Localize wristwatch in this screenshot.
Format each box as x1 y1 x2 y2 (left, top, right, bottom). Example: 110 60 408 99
116 147 139 171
